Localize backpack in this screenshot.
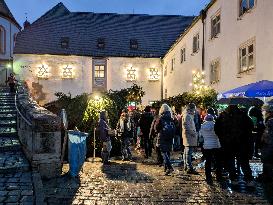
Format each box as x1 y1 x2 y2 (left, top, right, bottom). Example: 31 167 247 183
160 119 176 140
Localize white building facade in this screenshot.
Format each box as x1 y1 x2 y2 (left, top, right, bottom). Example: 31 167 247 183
163 0 273 97
0 0 20 84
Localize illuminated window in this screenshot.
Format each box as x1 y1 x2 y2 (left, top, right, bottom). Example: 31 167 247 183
37 64 49 79
126 66 137 81
149 67 160 81
94 65 105 78
62 65 73 79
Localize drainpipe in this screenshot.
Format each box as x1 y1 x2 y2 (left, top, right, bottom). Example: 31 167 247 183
160 57 163 100
201 9 207 71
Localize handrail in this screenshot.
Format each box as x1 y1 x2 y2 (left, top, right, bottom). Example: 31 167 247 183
15 92 32 126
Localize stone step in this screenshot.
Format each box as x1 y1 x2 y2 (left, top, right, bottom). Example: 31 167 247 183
0 105 16 109
0 151 30 174
0 120 17 128
0 109 17 114
0 137 21 152
0 113 17 120
0 102 15 106
0 127 17 137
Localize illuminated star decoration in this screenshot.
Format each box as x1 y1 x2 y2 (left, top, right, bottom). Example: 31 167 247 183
62 65 73 78
37 64 49 78
149 68 160 81
127 66 136 81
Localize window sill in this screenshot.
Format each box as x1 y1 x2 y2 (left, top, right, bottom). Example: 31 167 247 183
209 34 220 41
237 67 255 76
191 51 199 56
210 80 220 85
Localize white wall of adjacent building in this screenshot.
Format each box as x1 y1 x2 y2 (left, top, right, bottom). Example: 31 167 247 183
164 0 273 97
0 16 20 84
163 18 203 98
13 54 161 105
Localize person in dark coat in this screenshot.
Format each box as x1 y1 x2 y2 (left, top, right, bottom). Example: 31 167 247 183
260 102 273 181
99 111 113 164
6 73 17 93
139 106 154 158
156 104 175 175
214 105 254 185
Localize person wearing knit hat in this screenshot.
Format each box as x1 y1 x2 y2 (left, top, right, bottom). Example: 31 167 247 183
260 102 273 181
200 114 222 184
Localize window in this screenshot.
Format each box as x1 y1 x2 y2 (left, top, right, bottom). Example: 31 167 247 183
60 37 69 49
239 0 255 16
211 12 221 38
210 60 220 84
130 39 138 50
94 65 105 78
193 33 199 53
62 65 73 79
0 26 6 54
180 47 186 63
97 38 105 49
239 39 255 73
164 89 168 99
13 33 17 48
164 66 167 77
171 58 175 71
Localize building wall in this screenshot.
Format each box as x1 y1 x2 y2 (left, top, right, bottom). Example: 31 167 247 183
14 54 161 105
163 19 203 98
164 0 273 97
0 16 20 84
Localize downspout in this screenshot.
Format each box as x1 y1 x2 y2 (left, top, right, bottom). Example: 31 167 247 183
160 57 163 100
201 9 207 71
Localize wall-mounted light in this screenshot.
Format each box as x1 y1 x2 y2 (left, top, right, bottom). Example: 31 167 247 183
148 67 160 81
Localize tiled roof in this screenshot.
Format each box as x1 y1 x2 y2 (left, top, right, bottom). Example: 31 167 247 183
0 0 21 29
14 3 194 58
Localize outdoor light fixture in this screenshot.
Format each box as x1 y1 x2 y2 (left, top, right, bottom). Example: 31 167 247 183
37 64 49 79
126 66 137 81
7 63 11 68
62 65 73 79
148 67 160 81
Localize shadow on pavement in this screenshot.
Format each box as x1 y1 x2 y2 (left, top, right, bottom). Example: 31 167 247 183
101 161 154 183
42 174 80 205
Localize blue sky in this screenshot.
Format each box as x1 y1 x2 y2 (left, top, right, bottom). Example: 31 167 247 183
6 0 210 26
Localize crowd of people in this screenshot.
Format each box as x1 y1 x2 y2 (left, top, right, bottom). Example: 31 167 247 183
98 100 273 186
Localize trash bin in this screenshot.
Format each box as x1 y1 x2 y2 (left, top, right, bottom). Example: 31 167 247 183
68 130 89 177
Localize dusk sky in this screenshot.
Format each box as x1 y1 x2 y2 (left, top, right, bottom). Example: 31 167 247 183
6 0 210 26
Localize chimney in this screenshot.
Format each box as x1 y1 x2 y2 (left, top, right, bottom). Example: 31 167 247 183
23 20 31 30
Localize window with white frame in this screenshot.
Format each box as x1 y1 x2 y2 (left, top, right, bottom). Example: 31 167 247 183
239 0 255 16
210 60 220 84
94 65 105 78
211 12 221 38
171 58 175 71
164 88 168 99
193 33 199 53
149 67 160 81
239 39 255 73
180 47 186 63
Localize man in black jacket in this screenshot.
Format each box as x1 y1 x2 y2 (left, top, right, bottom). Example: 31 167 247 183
139 106 154 158
215 105 254 185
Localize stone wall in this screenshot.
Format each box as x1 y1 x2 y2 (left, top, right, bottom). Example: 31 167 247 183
16 85 62 178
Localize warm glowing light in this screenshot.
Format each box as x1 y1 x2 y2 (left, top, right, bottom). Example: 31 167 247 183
126 66 137 81
7 64 11 68
189 83 193 87
149 67 160 81
62 65 73 79
192 70 196 74
94 95 100 101
37 64 49 79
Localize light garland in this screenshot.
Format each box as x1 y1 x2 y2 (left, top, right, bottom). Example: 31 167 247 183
37 64 49 79
190 70 208 95
126 66 137 81
149 67 160 81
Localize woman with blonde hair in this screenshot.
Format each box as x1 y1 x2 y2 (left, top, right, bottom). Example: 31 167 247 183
156 103 176 175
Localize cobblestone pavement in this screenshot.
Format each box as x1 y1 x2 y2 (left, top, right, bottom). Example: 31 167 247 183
43 152 273 205
0 87 34 205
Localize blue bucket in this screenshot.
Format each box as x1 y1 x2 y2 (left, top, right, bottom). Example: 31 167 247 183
68 130 89 177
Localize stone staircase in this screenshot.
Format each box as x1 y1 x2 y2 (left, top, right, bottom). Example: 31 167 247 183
0 86 34 204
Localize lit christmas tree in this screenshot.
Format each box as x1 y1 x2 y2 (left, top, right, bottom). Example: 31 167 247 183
190 70 209 95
